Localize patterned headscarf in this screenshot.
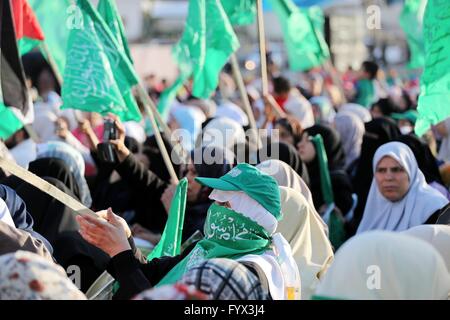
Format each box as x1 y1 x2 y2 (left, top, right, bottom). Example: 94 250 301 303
0 251 86 300
181 258 269 300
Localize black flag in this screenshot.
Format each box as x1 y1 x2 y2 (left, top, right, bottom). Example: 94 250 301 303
0 0 29 115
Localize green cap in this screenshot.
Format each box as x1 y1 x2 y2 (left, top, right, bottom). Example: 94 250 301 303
195 163 282 220
391 110 418 125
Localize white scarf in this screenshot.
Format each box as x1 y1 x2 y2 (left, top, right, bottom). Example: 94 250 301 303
209 190 301 300
357 142 449 233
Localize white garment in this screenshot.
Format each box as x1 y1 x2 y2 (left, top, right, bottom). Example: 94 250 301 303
0 198 15 228
334 111 365 169
202 117 246 151
357 142 449 233
256 159 328 234
314 231 450 300
339 103 372 123
123 121 146 144
403 225 450 273
283 89 315 129
209 190 301 300
215 101 249 127
277 187 334 300
9 139 37 169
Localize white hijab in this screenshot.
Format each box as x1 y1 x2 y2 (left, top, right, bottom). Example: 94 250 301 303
357 142 449 233
284 88 315 129
215 100 249 127
277 187 334 300
0 198 15 228
403 225 450 273
314 231 450 300
334 111 365 169
209 189 301 300
339 103 372 123
202 117 246 151
257 159 328 234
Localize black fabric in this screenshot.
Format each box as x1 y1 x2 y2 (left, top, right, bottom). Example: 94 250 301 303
107 242 198 300
0 0 29 114
257 141 310 186
0 184 52 252
348 117 401 236
28 157 82 201
304 124 346 171
1 176 80 245
143 134 185 183
436 203 450 225
396 134 444 185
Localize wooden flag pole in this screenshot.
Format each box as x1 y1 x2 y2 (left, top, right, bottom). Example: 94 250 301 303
256 0 269 97
136 84 172 139
40 42 63 88
0 155 96 217
230 53 261 149
256 0 283 118
136 86 179 184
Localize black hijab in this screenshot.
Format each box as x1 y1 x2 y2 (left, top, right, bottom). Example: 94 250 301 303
257 141 310 186
304 124 347 171
28 157 82 201
396 134 444 185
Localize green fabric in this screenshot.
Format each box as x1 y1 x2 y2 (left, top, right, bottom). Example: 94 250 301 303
175 0 239 99
311 135 333 205
221 0 256 26
391 110 419 124
0 103 23 140
18 38 41 56
268 0 329 71
156 203 271 286
399 0 427 70
61 0 141 122
311 135 346 250
28 0 71 76
415 0 450 136
354 79 376 108
147 178 188 260
195 163 282 219
97 0 133 64
157 74 188 122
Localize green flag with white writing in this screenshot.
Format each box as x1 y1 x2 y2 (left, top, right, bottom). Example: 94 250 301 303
399 0 427 70
61 0 141 122
147 178 188 260
415 0 450 136
221 0 256 26
268 0 329 71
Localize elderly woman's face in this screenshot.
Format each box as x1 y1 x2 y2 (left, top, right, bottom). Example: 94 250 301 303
375 156 410 202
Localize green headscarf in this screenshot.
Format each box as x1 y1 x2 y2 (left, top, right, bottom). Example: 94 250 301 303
157 203 272 286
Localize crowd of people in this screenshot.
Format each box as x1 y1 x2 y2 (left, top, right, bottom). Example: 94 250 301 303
1 58 450 300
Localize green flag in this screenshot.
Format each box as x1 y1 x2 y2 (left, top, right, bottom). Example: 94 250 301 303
157 0 240 118
147 178 188 260
312 135 346 250
97 0 133 64
174 0 239 99
0 103 23 140
268 0 329 71
221 0 256 26
28 0 72 76
415 0 450 136
61 0 141 122
399 0 427 70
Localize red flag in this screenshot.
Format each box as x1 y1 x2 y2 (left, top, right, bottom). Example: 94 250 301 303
11 0 44 55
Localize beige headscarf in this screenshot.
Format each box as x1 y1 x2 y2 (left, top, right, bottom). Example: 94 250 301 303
314 231 450 300
257 159 328 234
402 225 450 272
277 186 334 299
